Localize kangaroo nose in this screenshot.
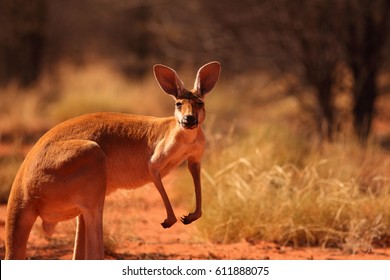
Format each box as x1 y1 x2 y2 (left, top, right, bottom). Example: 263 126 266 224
181 115 198 129
183 115 196 123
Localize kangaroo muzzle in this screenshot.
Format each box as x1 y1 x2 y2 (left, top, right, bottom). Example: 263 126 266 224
181 115 198 129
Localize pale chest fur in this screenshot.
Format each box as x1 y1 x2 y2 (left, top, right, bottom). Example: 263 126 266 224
150 127 205 175
104 125 205 193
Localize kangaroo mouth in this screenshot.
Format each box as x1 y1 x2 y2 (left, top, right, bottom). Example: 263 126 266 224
180 120 198 129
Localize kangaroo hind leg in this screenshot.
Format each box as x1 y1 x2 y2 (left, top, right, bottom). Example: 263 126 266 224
79 206 104 259
5 202 38 260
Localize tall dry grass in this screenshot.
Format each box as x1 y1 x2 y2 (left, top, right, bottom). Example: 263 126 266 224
197 123 390 251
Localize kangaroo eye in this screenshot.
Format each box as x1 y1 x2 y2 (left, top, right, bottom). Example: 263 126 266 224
196 102 204 107
175 102 183 109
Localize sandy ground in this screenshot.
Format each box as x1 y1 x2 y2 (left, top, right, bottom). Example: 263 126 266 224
1 182 390 260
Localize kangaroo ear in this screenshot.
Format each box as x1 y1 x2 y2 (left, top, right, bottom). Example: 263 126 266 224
153 64 184 98
194 61 221 97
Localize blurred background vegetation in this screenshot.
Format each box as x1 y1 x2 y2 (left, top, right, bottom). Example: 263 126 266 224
0 0 390 250
1 0 390 141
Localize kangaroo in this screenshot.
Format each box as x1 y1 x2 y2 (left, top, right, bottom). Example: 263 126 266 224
5 61 221 259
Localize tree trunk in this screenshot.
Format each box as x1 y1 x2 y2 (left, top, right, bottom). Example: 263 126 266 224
352 70 377 143
343 0 390 143
0 0 47 87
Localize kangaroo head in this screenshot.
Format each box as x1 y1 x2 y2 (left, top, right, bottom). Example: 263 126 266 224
154 61 221 130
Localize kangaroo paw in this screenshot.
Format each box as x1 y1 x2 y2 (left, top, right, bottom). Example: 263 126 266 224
161 217 177 228
181 212 201 225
